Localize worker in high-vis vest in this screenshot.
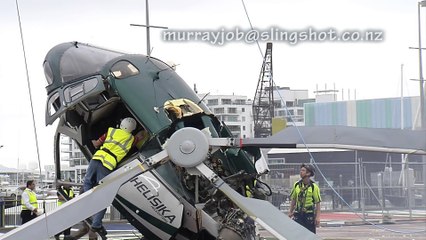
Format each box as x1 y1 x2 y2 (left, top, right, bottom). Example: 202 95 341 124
55 184 75 240
245 179 257 198
83 117 138 236
288 163 321 234
20 180 39 224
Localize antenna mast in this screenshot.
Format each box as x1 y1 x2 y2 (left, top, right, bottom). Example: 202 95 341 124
130 0 167 56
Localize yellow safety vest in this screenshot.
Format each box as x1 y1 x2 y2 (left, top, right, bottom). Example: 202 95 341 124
58 187 74 206
93 128 134 170
21 189 38 210
290 180 321 213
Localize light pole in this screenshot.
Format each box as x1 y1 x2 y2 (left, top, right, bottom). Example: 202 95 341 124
418 1 426 129
418 0 426 208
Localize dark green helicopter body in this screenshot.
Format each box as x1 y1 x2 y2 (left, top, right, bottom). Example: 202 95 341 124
44 42 260 240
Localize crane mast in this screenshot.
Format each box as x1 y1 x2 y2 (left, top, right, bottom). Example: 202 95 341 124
253 42 274 138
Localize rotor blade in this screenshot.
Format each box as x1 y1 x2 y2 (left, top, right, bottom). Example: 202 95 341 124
242 126 426 154
166 127 319 239
195 164 320 240
1 151 168 240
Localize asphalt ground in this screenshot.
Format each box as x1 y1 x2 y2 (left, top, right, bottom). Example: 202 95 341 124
319 210 426 226
1 211 425 239
259 210 426 240
317 221 426 240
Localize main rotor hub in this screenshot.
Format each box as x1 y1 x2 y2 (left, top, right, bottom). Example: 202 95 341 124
166 127 209 168
180 140 196 154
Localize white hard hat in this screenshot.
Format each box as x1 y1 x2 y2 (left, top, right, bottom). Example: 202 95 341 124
120 117 136 133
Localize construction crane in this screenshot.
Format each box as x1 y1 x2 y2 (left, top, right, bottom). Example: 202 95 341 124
253 42 274 138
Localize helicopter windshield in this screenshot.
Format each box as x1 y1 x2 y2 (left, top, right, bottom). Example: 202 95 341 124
60 44 122 83
44 42 125 94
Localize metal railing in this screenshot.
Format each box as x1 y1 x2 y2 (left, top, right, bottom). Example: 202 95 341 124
0 198 116 227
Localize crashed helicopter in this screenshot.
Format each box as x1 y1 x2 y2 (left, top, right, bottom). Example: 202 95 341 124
1 42 319 240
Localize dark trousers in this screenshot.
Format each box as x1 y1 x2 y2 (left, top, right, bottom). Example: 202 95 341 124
20 210 37 224
83 159 111 228
294 212 316 233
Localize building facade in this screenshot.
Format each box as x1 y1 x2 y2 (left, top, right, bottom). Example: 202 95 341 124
59 135 88 183
272 87 315 127
266 96 425 209
304 96 419 129
198 93 253 138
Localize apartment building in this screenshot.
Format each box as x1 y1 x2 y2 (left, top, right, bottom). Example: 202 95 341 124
59 135 88 183
198 93 253 138
272 87 315 127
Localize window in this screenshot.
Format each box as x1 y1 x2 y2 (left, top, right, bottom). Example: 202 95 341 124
222 99 232 105
63 77 99 103
214 108 224 114
227 116 238 122
286 101 294 107
47 92 60 117
228 107 237 113
268 158 285 164
242 108 245 112
208 99 218 105
243 126 246 130
227 125 240 131
111 60 139 79
242 116 246 121
44 62 53 85
235 99 245 104
61 44 122 83
274 100 282 108
297 109 304 116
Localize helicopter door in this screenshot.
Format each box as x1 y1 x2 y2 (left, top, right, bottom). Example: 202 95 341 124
45 75 105 125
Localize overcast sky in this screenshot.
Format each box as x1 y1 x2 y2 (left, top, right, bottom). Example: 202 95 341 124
0 0 422 169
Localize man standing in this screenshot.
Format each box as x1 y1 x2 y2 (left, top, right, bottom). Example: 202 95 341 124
55 183 75 240
83 117 137 236
20 180 39 224
288 163 321 233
